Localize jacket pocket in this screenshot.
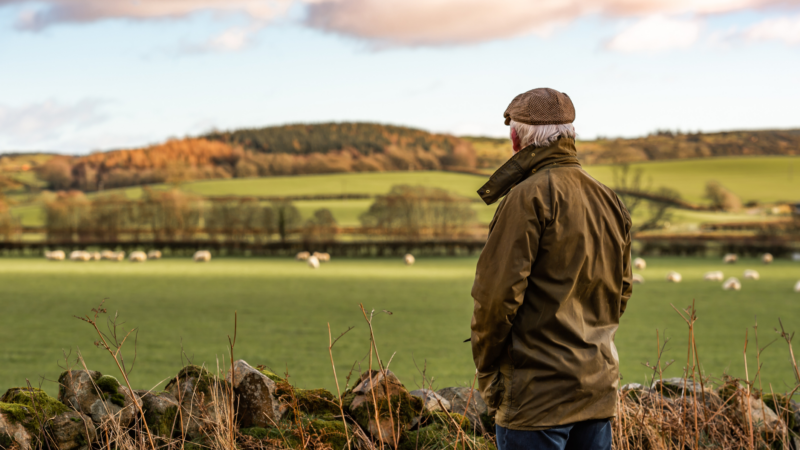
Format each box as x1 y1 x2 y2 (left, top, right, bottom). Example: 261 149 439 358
484 372 505 409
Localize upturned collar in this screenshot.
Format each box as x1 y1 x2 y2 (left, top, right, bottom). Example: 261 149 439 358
477 137 580 205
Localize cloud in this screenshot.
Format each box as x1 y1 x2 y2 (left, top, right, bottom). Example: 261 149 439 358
9 0 293 31
606 15 702 52
3 0 800 47
0 99 107 147
744 15 800 45
180 24 263 53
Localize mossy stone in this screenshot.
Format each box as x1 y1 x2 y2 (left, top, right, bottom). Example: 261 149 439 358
0 430 14 449
0 402 37 435
1 387 69 419
399 423 497 450
762 393 797 431
308 418 349 450
95 376 126 407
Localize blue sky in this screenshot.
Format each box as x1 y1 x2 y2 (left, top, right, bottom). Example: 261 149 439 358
0 0 799 153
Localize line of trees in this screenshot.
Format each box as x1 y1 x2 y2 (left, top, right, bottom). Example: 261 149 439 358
35 123 479 192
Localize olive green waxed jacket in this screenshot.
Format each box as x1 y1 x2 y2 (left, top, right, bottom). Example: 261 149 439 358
471 137 633 430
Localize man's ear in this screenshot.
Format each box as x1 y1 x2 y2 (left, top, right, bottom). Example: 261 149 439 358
510 127 521 153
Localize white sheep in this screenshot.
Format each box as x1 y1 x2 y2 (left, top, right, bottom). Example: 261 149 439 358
100 250 116 260
704 271 724 282
404 254 415 265
723 253 738 264
45 250 66 261
129 251 147 262
296 251 310 261
743 269 760 280
147 250 162 260
90 252 102 261
307 255 320 269
723 277 742 291
632 273 645 284
633 257 646 270
794 280 800 293
666 271 682 283
111 251 125 261
762 253 774 264
313 252 331 262
193 250 211 262
69 250 91 262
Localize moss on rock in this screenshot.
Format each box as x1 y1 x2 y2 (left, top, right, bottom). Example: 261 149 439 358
399 423 496 450
95 376 126 407
308 418 349 450
1 388 69 419
173 365 223 396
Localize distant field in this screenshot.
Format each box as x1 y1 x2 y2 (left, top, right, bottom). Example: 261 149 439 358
2 257 800 398
9 156 800 228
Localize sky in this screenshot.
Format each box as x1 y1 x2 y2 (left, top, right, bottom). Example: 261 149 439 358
0 0 799 154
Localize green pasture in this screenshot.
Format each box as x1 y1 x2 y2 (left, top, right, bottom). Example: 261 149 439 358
2 256 800 399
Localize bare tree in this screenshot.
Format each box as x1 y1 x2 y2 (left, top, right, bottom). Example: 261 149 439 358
612 164 677 233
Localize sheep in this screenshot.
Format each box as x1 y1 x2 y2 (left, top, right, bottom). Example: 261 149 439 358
69 250 91 262
633 257 646 270
723 277 742 291
704 271 724 282
100 250 116 260
723 253 738 264
90 252 102 261
743 269 760 280
45 250 66 261
307 255 320 269
193 250 211 262
296 251 310 261
632 273 645 284
794 280 800 293
147 250 162 260
666 271 682 283
313 252 331 262
762 253 774 264
129 251 147 262
404 254 415 265
110 251 125 262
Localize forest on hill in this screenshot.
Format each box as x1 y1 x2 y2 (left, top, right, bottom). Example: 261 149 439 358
22 123 800 191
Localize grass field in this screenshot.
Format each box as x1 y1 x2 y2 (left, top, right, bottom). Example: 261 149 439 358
2 256 800 399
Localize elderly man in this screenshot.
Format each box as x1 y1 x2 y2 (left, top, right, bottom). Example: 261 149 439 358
471 88 632 450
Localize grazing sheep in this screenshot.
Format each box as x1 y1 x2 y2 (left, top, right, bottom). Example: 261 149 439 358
147 250 162 260
793 253 800 262
307 255 320 269
404 254 415 265
100 250 116 260
129 251 147 262
632 273 645 284
743 269 760 280
666 271 682 283
762 253 774 264
296 251 310 261
704 271 724 282
313 252 331 262
69 250 91 261
633 257 646 270
45 250 65 261
794 281 800 293
193 250 211 262
90 252 102 261
723 277 742 291
110 251 125 261
723 253 738 264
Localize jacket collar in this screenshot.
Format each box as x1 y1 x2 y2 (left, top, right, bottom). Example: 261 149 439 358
477 137 580 205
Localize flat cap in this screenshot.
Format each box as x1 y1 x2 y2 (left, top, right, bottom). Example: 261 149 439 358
503 88 575 126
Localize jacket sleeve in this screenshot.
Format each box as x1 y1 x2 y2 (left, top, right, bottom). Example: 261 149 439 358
471 184 545 373
619 203 633 316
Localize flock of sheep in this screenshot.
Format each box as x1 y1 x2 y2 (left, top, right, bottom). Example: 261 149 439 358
294 251 416 269
44 249 212 262
632 253 800 292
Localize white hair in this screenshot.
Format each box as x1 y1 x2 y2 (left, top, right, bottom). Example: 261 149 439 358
511 120 576 149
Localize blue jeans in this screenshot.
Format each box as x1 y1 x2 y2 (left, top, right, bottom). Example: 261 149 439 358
496 419 612 450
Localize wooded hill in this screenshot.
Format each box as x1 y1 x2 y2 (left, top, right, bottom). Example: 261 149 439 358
26 124 800 191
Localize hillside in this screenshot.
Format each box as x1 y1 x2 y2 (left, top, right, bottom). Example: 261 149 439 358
5 124 800 193
33 123 477 192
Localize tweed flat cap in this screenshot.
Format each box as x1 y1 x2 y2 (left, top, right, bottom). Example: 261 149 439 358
504 88 575 126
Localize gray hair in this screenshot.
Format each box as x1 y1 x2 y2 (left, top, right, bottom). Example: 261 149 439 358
511 120 576 149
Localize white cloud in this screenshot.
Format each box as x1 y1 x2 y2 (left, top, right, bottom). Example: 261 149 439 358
606 15 702 52
744 15 800 45
0 99 107 148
